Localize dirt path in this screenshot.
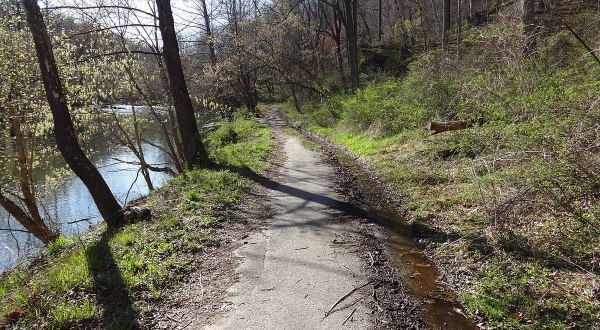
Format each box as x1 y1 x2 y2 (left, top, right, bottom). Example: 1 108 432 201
154 111 426 329
204 133 374 329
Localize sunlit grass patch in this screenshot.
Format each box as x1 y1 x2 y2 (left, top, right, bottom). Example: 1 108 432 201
462 253 600 329
206 115 274 172
48 297 96 328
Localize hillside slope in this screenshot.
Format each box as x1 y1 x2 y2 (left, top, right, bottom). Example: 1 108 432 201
286 7 600 328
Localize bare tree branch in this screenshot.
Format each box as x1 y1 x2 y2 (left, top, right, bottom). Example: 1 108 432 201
46 5 156 18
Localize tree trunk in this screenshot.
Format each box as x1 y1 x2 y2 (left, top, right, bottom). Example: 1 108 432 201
343 0 359 90
200 0 217 66
523 0 536 57
331 8 347 91
156 0 210 169
23 0 124 228
0 192 57 244
149 13 186 172
289 83 301 112
335 37 348 91
154 55 187 172
469 0 473 22
457 0 462 59
378 0 383 42
442 0 451 54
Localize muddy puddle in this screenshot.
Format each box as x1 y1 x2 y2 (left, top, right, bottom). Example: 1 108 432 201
335 152 478 330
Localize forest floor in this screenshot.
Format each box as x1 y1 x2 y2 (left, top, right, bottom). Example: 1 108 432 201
156 109 430 329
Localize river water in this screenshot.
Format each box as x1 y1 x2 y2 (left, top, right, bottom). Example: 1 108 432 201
0 106 177 272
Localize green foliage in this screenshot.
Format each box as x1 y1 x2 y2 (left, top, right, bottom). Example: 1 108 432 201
463 253 599 329
301 79 433 136
206 116 274 172
46 236 70 255
288 18 600 329
42 250 92 295
49 298 96 328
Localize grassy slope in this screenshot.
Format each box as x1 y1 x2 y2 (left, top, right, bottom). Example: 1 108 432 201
0 116 274 329
285 15 599 330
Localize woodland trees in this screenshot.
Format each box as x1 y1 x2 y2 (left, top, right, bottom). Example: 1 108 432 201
0 0 133 243
0 7 58 244
0 0 553 244
23 0 125 228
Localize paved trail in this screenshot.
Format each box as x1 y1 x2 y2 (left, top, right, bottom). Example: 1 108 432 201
205 133 373 329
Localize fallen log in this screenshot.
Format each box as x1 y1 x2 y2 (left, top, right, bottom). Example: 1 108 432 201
428 120 470 134
123 206 152 223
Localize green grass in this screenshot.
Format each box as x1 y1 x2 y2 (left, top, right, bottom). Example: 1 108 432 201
206 114 274 172
284 18 600 329
0 116 274 328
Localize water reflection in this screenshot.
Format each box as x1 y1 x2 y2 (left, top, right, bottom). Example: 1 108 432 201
0 107 175 272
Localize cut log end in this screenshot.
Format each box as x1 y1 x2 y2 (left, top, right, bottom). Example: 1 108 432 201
428 120 470 134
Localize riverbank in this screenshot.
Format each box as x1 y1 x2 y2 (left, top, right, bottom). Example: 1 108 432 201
0 116 274 329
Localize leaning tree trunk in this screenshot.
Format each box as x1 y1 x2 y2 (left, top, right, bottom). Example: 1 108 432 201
0 103 58 244
12 109 58 243
23 0 124 228
156 0 210 169
0 192 57 244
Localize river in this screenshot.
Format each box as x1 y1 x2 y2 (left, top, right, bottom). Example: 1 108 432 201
0 105 187 272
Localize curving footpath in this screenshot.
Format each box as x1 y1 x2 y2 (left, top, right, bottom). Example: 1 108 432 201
204 132 374 329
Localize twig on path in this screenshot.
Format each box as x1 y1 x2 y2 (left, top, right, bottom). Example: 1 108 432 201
181 320 193 329
66 218 91 225
371 285 377 301
367 252 375 268
165 314 180 323
407 301 426 315
324 278 373 317
342 308 357 326
260 287 276 291
198 270 204 305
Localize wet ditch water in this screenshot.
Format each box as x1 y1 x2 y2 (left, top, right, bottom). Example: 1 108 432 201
308 131 478 329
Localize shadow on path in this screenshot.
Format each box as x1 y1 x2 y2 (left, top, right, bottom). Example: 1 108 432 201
211 163 410 238
222 161 413 220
